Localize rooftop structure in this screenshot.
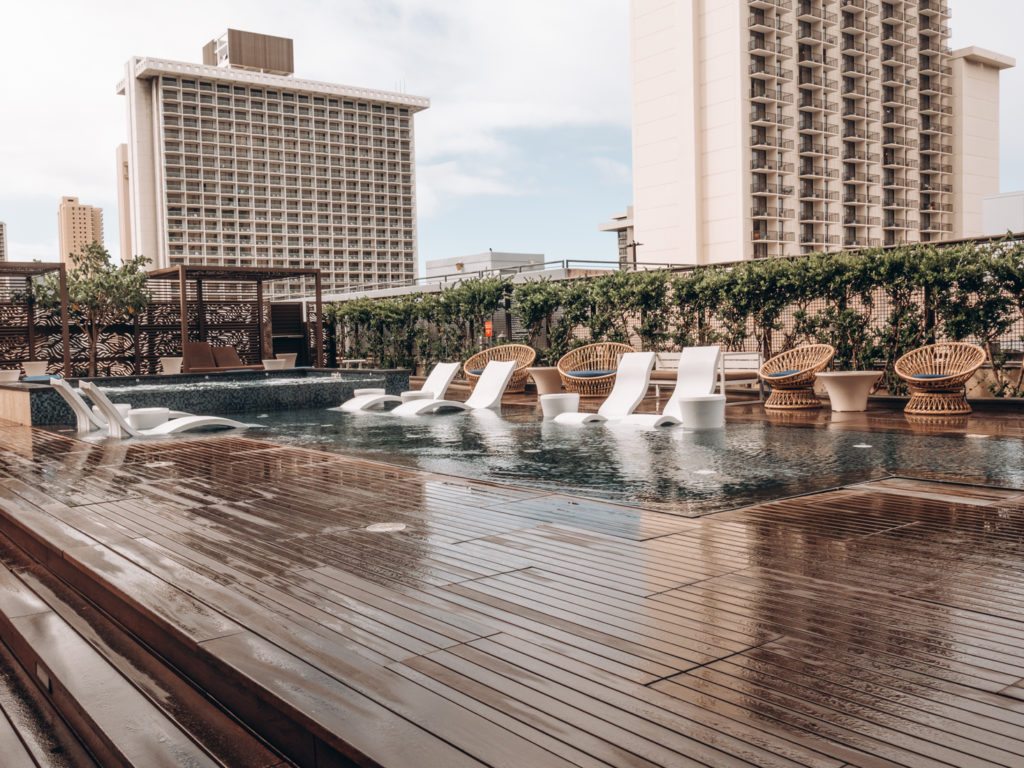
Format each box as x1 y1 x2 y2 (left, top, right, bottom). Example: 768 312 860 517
598 206 636 267
0 221 7 262
117 29 430 297
629 0 1015 265
57 196 104 263
424 251 545 279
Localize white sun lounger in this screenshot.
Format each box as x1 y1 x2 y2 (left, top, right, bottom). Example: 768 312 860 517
332 362 460 413
621 345 723 428
390 360 516 416
554 352 656 425
50 378 192 435
79 381 251 439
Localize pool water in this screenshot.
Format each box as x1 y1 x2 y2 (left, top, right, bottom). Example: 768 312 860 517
244 407 1024 516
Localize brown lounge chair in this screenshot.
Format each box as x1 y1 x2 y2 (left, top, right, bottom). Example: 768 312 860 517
183 341 263 373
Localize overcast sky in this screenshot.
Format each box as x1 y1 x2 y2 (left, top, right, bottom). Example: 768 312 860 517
0 0 1019 267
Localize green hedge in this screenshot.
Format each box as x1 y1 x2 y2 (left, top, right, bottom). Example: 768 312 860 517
325 238 1024 396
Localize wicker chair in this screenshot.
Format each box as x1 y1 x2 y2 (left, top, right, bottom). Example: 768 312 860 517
759 344 835 409
463 344 536 394
557 342 635 398
894 342 986 415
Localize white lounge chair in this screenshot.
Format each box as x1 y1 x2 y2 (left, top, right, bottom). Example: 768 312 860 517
50 378 192 435
79 381 251 439
621 345 723 428
390 360 516 416
553 352 655 425
331 362 460 413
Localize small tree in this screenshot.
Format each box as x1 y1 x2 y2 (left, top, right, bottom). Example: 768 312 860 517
36 243 151 376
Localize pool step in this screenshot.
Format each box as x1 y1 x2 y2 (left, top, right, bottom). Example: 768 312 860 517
0 494 291 767
0 478 498 768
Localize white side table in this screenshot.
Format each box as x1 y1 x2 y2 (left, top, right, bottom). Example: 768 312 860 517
262 359 288 370
540 393 580 421
21 362 47 377
276 353 298 368
158 356 183 375
528 367 562 395
817 371 881 412
675 394 726 430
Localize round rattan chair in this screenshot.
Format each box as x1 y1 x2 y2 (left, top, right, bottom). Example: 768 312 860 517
557 342 635 398
894 342 985 415
463 344 536 394
759 344 835 410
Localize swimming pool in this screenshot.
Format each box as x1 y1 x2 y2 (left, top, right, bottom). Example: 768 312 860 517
245 406 1024 516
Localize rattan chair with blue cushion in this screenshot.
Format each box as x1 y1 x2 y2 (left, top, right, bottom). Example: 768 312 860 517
557 342 635 397
894 342 986 415
463 344 536 394
758 344 835 409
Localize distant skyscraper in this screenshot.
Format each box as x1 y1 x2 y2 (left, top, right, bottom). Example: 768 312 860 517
629 0 1014 265
117 28 429 295
116 144 132 263
0 221 8 261
57 197 104 263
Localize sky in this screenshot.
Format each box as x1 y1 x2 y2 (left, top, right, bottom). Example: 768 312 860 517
0 0 1020 268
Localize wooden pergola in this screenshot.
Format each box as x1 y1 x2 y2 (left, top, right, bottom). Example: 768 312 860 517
147 265 323 369
0 262 72 376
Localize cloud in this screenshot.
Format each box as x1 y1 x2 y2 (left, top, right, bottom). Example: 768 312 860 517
590 156 631 186
0 0 631 255
8 239 59 264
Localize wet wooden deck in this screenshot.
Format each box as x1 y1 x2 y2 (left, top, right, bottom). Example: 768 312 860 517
1 418 1024 766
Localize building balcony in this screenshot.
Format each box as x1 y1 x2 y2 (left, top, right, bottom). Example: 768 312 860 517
883 219 919 229
749 39 793 56
750 63 794 80
882 154 918 169
798 73 838 89
920 102 952 116
751 111 795 127
751 230 795 242
800 141 837 156
844 63 879 78
920 202 953 213
750 88 795 104
748 0 793 9
844 193 881 205
796 2 837 24
842 41 880 57
801 233 841 245
844 237 882 247
843 172 879 184
839 0 872 12
800 187 839 201
843 151 879 163
921 182 952 193
920 163 952 174
919 0 950 17
842 128 879 142
842 19 880 36
842 84 880 100
919 81 952 96
752 207 795 219
800 210 839 223
749 15 793 33
844 216 881 226
751 135 795 149
919 60 953 76
920 120 952 135
882 135 919 149
799 165 838 179
798 119 838 135
883 197 917 209
884 177 919 189
842 106 880 120
882 94 918 108
751 182 795 195
752 160 795 173
799 51 839 68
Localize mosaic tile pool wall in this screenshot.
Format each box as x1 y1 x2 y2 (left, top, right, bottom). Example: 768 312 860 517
15 369 408 425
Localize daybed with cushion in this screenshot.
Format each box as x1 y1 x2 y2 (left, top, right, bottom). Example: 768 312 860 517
183 341 264 373
894 342 986 415
557 342 635 398
463 344 536 394
758 344 835 409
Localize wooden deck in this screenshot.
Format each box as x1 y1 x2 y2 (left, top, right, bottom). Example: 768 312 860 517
1 417 1024 766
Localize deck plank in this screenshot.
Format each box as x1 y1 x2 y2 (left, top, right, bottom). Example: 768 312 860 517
1 425 1024 766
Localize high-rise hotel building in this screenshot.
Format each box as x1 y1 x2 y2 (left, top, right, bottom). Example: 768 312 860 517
57 197 105 263
630 1 1014 265
117 30 429 293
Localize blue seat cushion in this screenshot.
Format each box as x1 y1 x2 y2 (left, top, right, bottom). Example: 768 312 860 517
468 369 484 375
22 374 62 382
767 369 800 378
570 369 616 378
912 373 948 379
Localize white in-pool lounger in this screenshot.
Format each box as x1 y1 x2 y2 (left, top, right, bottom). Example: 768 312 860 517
79 381 251 439
621 345 724 428
390 360 516 416
50 378 192 435
553 352 656 425
332 362 460 413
